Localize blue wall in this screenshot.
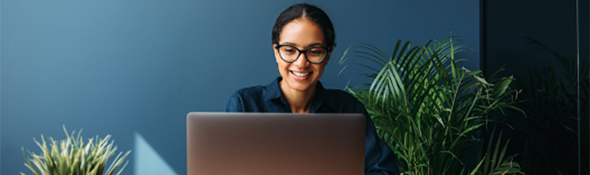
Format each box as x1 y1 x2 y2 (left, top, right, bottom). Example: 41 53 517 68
1 1 479 174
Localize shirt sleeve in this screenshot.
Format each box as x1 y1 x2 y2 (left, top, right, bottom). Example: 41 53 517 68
362 109 400 175
225 92 245 112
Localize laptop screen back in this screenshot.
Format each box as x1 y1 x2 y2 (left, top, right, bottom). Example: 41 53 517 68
187 112 366 175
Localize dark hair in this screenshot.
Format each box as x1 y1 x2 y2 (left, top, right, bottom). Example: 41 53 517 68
272 3 336 48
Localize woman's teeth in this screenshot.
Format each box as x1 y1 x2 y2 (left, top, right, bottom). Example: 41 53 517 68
292 71 310 77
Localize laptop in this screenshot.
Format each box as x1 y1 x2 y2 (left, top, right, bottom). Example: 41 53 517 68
187 112 366 175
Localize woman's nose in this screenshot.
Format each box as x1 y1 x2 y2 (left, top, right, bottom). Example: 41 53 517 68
293 52 311 66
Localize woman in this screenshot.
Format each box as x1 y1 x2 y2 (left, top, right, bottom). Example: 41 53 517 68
225 3 399 175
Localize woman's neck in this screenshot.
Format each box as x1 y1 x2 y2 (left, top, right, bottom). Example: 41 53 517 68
279 81 316 113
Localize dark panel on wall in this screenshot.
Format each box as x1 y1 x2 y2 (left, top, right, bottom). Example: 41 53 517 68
483 0 588 174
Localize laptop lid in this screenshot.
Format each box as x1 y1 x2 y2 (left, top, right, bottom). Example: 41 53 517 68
187 112 366 175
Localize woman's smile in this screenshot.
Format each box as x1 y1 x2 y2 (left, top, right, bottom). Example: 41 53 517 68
290 70 312 80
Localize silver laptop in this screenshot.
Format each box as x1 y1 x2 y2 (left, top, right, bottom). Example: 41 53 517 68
187 112 366 175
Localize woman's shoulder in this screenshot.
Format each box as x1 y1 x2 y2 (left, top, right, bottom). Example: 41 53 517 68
324 89 358 101
226 85 267 112
322 89 366 113
231 78 281 98
226 80 281 112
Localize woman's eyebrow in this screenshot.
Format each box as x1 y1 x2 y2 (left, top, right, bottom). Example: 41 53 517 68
307 43 325 47
280 42 325 47
280 42 297 46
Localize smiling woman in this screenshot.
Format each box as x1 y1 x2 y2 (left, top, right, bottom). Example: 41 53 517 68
274 18 330 113
225 3 400 175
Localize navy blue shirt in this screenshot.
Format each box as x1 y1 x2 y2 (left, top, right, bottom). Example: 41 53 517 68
225 77 399 175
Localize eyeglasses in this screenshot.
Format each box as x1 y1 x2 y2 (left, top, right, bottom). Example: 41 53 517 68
275 45 328 64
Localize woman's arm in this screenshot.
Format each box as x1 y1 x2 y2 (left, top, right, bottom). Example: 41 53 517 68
363 111 400 175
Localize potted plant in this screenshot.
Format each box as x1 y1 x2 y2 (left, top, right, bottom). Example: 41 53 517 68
21 126 131 175
340 37 524 174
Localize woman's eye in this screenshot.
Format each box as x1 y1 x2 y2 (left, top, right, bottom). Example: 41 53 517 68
309 49 324 56
282 47 297 54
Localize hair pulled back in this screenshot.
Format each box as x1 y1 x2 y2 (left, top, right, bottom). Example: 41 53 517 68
272 3 336 48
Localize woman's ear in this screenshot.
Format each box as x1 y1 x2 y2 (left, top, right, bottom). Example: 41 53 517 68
273 44 280 63
324 47 334 65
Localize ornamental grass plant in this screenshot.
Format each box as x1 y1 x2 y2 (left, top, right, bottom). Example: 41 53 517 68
21 126 131 175
340 37 524 174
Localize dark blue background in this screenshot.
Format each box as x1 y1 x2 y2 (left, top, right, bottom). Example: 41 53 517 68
1 1 479 175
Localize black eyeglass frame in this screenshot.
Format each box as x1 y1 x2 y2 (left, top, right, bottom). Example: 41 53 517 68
275 45 329 64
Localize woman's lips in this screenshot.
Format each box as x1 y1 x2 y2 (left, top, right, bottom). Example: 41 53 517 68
290 71 311 81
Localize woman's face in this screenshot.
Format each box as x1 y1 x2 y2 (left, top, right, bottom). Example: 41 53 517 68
274 17 331 93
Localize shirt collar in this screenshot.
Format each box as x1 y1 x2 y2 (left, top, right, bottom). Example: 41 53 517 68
263 77 283 101
263 77 338 111
311 80 338 112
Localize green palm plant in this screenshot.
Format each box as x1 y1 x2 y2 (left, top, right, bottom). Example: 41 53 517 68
21 126 131 175
340 37 523 174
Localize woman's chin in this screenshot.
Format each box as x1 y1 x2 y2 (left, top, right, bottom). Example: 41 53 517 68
284 78 315 92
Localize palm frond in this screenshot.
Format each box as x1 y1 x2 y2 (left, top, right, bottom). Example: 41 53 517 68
341 37 522 174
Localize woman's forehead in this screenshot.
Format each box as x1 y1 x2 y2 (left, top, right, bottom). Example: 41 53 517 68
279 18 325 47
